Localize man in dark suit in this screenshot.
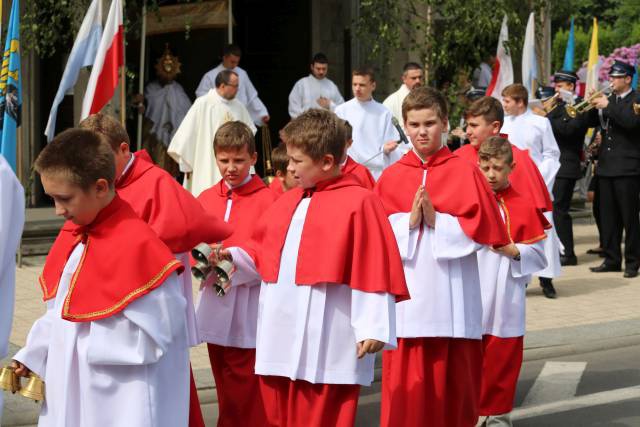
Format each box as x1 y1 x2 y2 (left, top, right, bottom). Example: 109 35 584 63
535 72 590 266
585 60 640 278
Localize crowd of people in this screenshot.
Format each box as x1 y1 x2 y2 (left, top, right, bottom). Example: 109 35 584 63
2 41 639 427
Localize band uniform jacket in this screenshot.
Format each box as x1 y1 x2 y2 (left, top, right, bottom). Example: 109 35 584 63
585 89 640 177
547 97 590 179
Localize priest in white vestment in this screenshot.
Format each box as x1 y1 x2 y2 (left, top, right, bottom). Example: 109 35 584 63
168 69 256 197
500 83 562 297
335 68 400 180
195 44 269 126
288 52 344 118
0 155 24 424
382 62 424 128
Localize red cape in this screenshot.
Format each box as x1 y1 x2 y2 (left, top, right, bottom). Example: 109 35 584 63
197 175 277 247
39 195 183 322
241 174 409 301
342 156 375 190
268 177 285 197
455 144 553 212
496 185 551 244
115 150 233 252
375 148 509 247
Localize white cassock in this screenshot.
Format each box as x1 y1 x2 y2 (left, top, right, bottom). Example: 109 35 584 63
382 84 410 128
0 155 25 424
389 208 484 340
167 90 256 197
196 177 259 348
288 75 344 118
229 198 397 386
12 244 190 427
478 240 546 338
335 98 401 180
195 64 268 125
144 80 192 147
502 110 562 278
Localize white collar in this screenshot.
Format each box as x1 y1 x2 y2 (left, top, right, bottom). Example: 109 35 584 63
616 88 632 99
224 174 253 189
119 154 135 178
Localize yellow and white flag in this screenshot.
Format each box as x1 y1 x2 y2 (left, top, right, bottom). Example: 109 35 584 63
586 18 601 93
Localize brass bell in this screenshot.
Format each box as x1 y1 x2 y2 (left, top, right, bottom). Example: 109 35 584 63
19 372 45 402
213 260 234 297
0 365 21 393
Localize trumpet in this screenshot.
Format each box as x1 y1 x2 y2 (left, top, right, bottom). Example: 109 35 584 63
566 84 613 118
541 93 561 114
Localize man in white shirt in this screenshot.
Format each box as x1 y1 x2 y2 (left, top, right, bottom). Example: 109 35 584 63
195 44 269 126
383 62 424 127
335 67 400 180
501 83 562 298
473 54 495 88
168 70 256 197
288 52 344 118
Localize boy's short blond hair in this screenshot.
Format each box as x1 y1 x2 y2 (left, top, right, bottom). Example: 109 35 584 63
478 136 513 164
282 109 346 162
271 144 289 174
78 113 130 151
214 121 256 154
501 83 529 107
402 86 448 122
35 128 116 190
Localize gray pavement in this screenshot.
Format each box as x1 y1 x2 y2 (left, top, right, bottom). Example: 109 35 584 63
2 222 639 426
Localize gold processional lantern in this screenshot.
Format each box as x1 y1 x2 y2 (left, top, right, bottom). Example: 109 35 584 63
191 243 232 297
0 365 45 402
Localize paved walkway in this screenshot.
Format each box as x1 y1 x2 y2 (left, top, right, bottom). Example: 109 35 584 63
2 222 639 426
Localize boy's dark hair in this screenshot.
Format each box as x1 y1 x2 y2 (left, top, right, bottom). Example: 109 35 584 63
465 96 505 126
282 109 346 163
311 52 328 65
78 113 130 151
478 136 513 164
35 128 116 190
214 121 256 155
352 66 376 83
502 83 529 107
222 44 242 57
402 86 448 121
271 144 289 173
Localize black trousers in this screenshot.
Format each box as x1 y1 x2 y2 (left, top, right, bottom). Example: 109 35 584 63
598 176 640 270
553 178 577 257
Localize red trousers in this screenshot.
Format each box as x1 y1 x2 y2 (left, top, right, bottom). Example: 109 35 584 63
258 375 360 427
189 365 205 427
207 344 267 427
381 337 483 427
479 335 524 415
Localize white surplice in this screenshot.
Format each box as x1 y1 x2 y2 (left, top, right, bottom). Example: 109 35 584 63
501 110 563 278
477 240 546 338
167 89 256 197
196 178 260 348
195 64 268 125
13 244 190 427
335 98 401 180
288 74 345 118
382 84 410 128
230 198 396 386
144 80 192 147
0 155 25 423
389 210 484 339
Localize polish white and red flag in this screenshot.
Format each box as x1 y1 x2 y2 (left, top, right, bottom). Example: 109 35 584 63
81 0 123 119
487 14 514 100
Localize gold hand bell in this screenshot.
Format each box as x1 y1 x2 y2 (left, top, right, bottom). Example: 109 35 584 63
19 372 45 402
0 365 21 393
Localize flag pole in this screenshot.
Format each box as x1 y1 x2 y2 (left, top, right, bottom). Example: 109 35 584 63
228 0 233 43
119 1 126 126
136 5 146 148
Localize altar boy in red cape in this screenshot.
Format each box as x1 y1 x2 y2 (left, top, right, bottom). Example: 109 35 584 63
196 121 276 425
216 108 408 427
340 120 375 190
78 113 233 427
375 87 510 427
12 129 189 426
269 143 297 196
475 137 549 426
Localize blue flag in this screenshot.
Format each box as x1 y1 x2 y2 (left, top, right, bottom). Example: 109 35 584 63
0 0 21 172
563 17 575 71
632 60 638 90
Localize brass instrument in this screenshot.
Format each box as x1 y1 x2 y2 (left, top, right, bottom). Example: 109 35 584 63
541 93 561 114
261 124 275 184
566 84 613 118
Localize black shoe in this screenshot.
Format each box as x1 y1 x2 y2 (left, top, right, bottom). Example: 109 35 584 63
560 255 578 266
539 278 557 299
623 269 638 278
590 263 622 273
586 247 603 255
